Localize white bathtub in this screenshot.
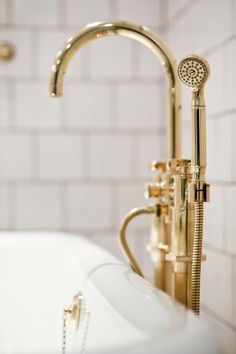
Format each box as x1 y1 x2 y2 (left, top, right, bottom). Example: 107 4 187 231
0 232 220 354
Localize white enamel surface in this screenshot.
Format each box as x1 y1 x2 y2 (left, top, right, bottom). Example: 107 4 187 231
0 232 220 353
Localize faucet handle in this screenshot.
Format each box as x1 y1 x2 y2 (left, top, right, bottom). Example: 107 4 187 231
149 160 166 172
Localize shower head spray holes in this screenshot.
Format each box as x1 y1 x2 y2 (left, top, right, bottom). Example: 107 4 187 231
177 55 210 88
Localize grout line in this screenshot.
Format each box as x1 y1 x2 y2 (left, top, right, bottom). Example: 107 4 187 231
60 184 68 229
0 126 166 135
110 182 118 229
30 29 40 77
207 108 236 121
6 0 13 26
0 75 165 85
201 304 236 333
204 242 236 260
110 83 118 129
159 0 199 31
0 177 148 186
202 34 236 57
109 0 118 17
57 0 66 28
30 132 40 178
81 132 90 179
7 79 16 129
8 182 17 230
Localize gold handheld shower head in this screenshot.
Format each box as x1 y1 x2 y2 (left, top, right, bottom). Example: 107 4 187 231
177 55 210 172
177 55 210 91
178 55 210 316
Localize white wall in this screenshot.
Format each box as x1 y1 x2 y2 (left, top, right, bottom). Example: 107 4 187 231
0 0 235 352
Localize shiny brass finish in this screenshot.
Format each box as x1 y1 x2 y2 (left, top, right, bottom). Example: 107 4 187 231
64 292 83 329
178 55 210 315
118 55 210 313
49 20 181 159
0 42 14 61
149 160 167 172
119 206 156 277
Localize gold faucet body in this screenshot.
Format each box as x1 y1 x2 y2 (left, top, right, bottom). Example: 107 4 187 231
49 21 210 316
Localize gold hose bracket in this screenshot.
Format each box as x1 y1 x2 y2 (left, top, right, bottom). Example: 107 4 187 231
119 206 156 277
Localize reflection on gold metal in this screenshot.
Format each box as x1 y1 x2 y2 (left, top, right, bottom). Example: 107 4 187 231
119 206 155 277
49 19 181 159
49 20 210 316
64 292 83 329
178 55 210 315
0 42 14 61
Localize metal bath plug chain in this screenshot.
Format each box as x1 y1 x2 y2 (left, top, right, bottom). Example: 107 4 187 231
61 293 90 354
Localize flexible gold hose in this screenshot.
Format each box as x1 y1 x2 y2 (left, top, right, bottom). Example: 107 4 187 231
191 201 204 315
119 206 155 277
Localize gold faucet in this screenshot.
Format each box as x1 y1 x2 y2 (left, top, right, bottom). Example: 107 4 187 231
49 20 210 316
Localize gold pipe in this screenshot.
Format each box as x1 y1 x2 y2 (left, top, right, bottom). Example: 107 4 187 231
119 206 156 277
49 20 181 159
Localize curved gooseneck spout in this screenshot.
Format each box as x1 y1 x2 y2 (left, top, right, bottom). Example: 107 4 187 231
49 20 181 159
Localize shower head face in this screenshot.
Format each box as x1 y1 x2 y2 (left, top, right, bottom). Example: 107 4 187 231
177 55 210 89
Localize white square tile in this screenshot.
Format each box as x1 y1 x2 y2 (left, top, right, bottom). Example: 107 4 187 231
65 83 111 128
67 184 111 229
182 125 191 159
0 31 31 77
204 185 224 250
39 134 83 179
117 83 164 129
0 0 7 24
117 0 164 26
0 185 9 229
16 185 62 229
89 134 133 179
167 26 193 61
201 309 236 354
12 0 58 26
207 117 231 182
89 36 133 78
225 40 236 112
136 135 166 178
0 134 31 179
38 30 85 78
64 0 110 26
15 81 61 128
201 249 232 323
206 50 224 116
231 115 236 181
225 186 236 256
233 259 236 328
167 0 191 20
139 44 165 78
0 83 9 128
168 0 231 53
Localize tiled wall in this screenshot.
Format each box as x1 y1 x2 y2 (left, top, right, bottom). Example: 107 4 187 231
0 0 235 352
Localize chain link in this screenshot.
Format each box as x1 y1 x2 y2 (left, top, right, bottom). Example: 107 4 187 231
62 311 68 354
80 310 90 354
62 297 90 354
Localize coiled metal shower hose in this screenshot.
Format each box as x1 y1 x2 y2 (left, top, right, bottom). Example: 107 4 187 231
191 201 204 315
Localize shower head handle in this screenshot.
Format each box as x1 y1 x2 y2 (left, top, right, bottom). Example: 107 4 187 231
177 55 210 174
